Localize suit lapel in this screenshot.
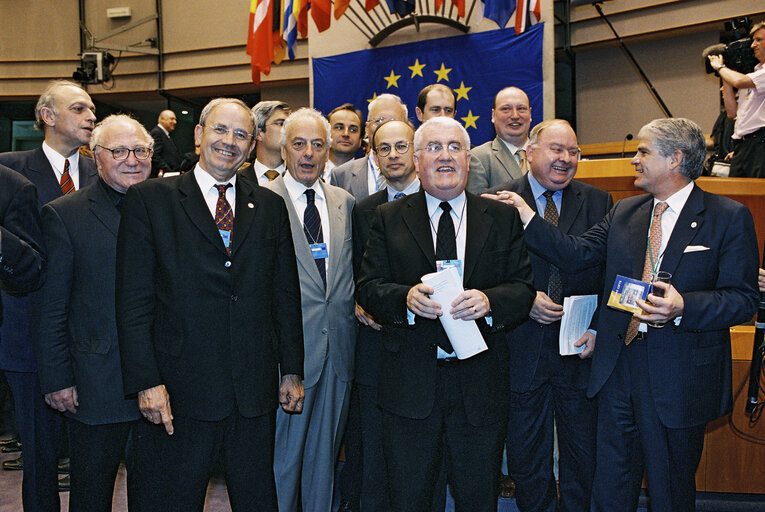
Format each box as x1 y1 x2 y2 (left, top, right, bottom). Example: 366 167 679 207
518 176 536 216
464 194 492 284
324 183 346 293
492 138 520 180
558 184 583 234
178 172 229 256
402 191 436 269
87 182 121 237
231 179 259 257
351 157 370 198
78 157 98 189
28 148 63 203
629 195 654 279
659 184 705 277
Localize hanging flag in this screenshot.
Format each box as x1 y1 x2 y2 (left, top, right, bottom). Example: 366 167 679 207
435 0 465 18
283 0 298 58
247 0 275 84
334 0 352 19
483 0 515 29
515 0 541 35
273 0 286 64
314 24 544 146
383 0 415 17
365 0 379 10
311 0 332 32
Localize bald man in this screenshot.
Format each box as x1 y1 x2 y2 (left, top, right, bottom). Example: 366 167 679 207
149 109 182 177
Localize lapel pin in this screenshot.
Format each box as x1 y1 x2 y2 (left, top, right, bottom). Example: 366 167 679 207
691 221 697 228
248 203 254 208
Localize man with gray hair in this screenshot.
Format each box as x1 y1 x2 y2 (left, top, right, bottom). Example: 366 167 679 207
504 117 759 511
264 107 356 512
330 93 408 200
0 79 98 510
116 98 304 511
240 100 291 185
357 116 535 511
32 114 153 510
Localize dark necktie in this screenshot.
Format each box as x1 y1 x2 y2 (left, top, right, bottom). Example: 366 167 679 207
214 184 234 255
625 202 668 345
60 159 74 195
265 170 279 181
542 190 562 304
393 192 406 200
435 201 456 353
304 189 326 289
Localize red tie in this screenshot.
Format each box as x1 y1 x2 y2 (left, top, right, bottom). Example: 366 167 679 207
60 159 75 195
214 184 234 255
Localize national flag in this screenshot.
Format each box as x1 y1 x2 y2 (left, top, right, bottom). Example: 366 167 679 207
435 0 465 18
365 0 379 11
311 0 332 32
334 0 352 19
283 0 298 59
383 0 416 17
314 24 544 146
515 0 541 35
246 0 275 84
483 0 515 29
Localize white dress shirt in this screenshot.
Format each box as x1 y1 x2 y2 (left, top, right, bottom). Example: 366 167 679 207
42 141 81 191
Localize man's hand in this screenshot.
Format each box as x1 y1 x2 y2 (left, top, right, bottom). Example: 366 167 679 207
758 267 765 293
138 384 174 435
708 54 724 71
482 190 536 225
44 386 78 414
529 291 564 325
407 283 442 319
634 281 684 326
573 331 596 359
279 374 305 414
450 289 491 321
355 303 382 331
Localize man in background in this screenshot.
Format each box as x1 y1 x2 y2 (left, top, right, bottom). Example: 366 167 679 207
324 103 363 182
149 109 181 177
241 100 291 185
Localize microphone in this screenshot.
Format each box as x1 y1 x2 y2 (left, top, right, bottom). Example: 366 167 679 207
746 250 765 415
621 133 633 158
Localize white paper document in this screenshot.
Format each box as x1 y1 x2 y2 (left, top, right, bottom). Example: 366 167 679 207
421 267 488 360
559 294 598 356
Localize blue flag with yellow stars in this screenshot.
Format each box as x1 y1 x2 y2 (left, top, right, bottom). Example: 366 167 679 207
313 23 543 146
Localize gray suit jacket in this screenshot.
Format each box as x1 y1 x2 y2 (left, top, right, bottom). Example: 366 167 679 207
466 137 523 194
265 176 357 388
329 155 371 201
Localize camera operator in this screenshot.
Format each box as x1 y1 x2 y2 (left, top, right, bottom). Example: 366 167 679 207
708 21 765 178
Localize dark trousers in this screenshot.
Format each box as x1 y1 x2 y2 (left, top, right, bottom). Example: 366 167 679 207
382 365 505 512
68 418 158 512
339 383 363 508
590 339 706 512
5 371 60 512
730 131 765 178
158 410 277 512
507 345 597 512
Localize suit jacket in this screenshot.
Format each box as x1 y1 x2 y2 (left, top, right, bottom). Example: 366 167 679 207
523 184 760 428
0 147 97 372
466 137 523 194
31 180 139 425
487 176 613 392
116 171 304 421
150 125 182 176
330 155 371 200
0 165 45 325
264 176 357 388
357 190 535 425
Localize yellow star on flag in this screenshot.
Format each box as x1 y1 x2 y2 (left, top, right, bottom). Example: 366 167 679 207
367 92 378 103
384 70 401 89
461 110 479 130
454 82 472 101
408 59 426 78
433 63 452 82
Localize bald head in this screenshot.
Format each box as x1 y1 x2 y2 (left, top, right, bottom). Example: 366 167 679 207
158 110 177 132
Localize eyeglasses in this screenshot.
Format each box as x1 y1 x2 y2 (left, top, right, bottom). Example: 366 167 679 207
96 145 152 161
370 116 393 126
419 142 465 154
377 141 411 157
202 124 253 142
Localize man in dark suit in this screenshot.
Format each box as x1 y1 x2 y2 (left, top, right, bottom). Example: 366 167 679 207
149 109 182 177
31 115 153 510
0 79 97 511
239 101 291 185
357 117 535 511
330 93 407 201
505 118 760 512
467 86 532 194
484 120 612 512
116 98 305 511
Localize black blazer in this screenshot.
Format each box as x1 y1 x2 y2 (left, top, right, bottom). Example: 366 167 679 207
357 191 535 425
116 171 304 421
149 125 182 176
486 176 613 392
0 147 97 372
32 181 139 425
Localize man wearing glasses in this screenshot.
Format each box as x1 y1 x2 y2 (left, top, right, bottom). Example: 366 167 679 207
467 86 532 194
357 116 535 511
241 100 291 185
32 115 154 510
116 98 305 511
331 93 408 201
483 120 613 512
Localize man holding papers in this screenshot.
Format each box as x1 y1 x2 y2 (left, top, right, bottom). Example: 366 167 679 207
357 117 535 512
483 119 613 512
502 118 759 512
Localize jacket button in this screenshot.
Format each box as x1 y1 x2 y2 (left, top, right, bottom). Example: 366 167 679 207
224 261 232 268
231 295 238 302
322 328 328 334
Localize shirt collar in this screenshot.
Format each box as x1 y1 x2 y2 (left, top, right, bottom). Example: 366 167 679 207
157 124 170 137
193 164 236 191
283 171 326 204
425 191 466 221
498 137 527 156
387 176 421 201
253 159 285 179
527 172 561 202
656 181 694 215
42 141 80 175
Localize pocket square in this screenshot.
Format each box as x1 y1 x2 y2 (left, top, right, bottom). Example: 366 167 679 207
684 245 709 253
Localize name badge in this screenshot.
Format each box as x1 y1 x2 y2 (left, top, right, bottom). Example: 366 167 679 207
310 242 328 260
436 259 463 278
219 229 231 248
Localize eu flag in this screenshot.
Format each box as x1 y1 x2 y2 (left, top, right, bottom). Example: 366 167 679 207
313 24 543 146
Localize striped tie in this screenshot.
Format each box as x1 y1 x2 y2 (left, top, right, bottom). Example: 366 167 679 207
60 159 75 195
304 189 326 289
